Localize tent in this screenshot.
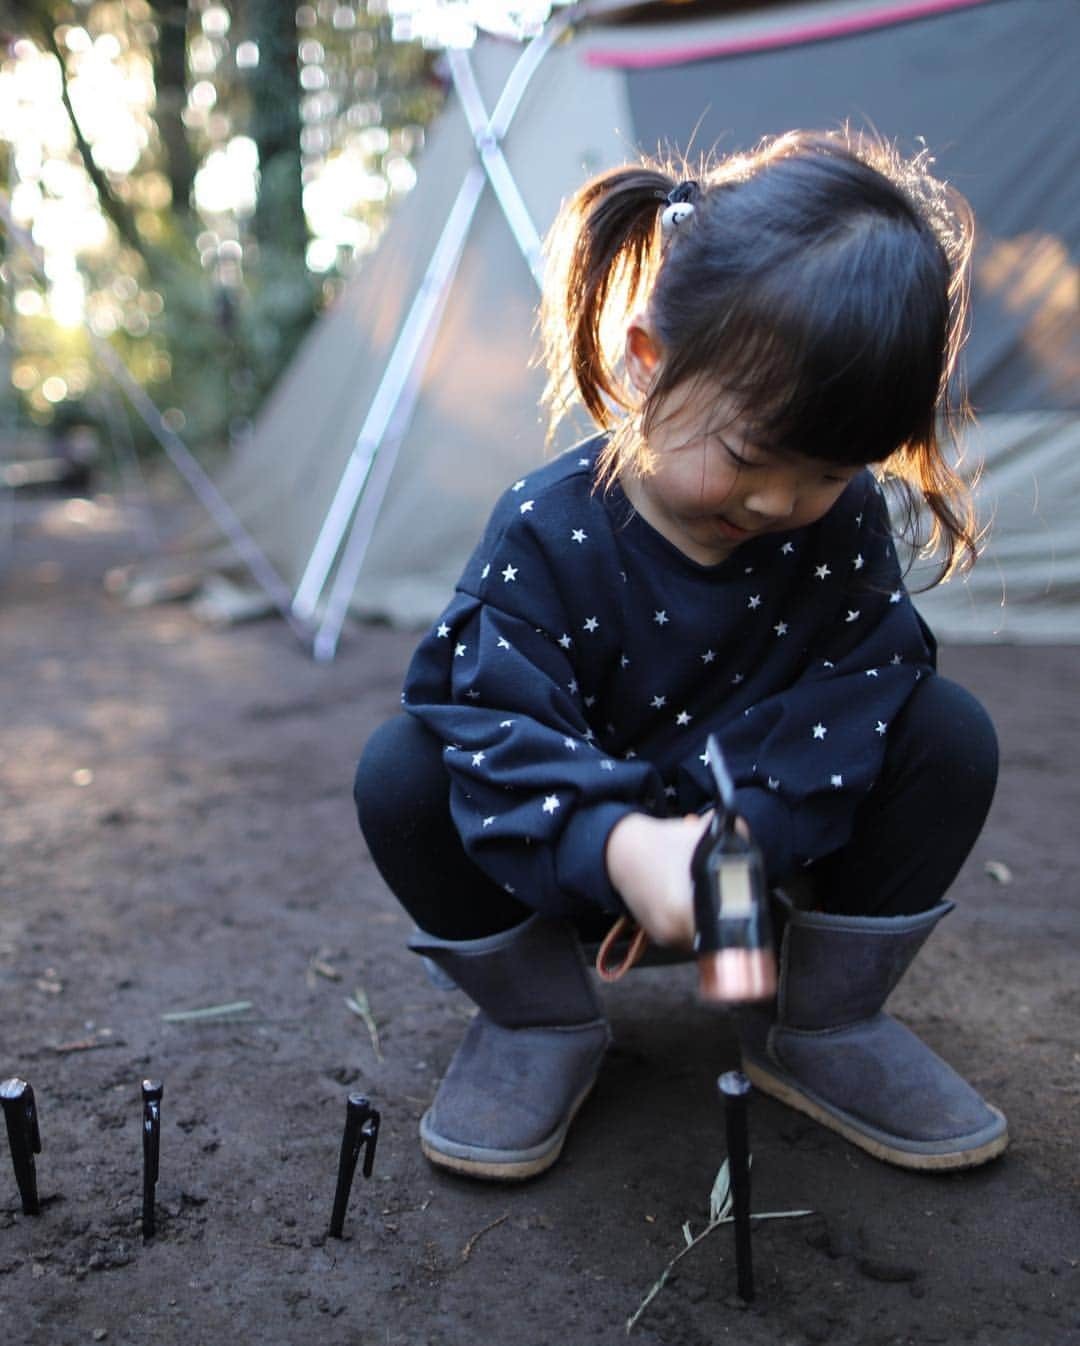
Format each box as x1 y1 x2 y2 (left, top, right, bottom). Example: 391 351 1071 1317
156 0 1079 654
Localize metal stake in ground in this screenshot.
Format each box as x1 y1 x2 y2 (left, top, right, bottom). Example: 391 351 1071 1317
0 1077 41 1216
718 1070 754 1301
328 1093 380 1239
141 1079 163 1241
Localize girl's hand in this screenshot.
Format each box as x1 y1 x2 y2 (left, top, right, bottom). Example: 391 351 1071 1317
604 811 714 948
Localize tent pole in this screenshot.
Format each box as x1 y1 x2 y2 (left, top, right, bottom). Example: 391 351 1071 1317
307 7 576 659
291 165 486 625
296 6 582 652
445 47 546 288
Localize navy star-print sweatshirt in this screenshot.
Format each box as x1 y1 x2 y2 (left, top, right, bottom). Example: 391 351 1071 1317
403 437 936 920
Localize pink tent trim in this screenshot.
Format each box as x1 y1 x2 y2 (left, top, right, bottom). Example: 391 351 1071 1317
585 0 993 69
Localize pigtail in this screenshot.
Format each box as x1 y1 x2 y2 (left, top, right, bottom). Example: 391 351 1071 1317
539 166 672 445
886 173 982 585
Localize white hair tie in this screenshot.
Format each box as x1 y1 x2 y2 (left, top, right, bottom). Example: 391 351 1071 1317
660 201 696 236
659 180 700 238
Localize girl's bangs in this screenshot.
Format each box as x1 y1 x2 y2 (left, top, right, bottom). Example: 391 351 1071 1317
705 261 943 468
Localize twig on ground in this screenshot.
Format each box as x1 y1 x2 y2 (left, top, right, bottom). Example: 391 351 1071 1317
461 1212 509 1263
626 1158 813 1333
161 1001 254 1023
51 1034 124 1054
345 985 384 1062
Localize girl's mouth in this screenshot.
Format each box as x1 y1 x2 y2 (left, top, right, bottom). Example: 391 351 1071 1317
713 516 755 542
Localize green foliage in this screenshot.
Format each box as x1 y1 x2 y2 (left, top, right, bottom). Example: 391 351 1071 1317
1 0 442 461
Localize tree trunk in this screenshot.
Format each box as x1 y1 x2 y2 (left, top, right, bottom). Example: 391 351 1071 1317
146 0 196 217
247 0 306 256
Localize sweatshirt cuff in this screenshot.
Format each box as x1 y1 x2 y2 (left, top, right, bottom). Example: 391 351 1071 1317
557 801 642 916
734 786 794 886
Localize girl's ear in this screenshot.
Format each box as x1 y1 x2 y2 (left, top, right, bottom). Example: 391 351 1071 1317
625 319 664 396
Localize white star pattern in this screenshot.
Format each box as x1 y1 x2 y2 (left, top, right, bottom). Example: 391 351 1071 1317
891 654 904 665
620 654 630 668
499 720 514 728
781 541 795 555
583 616 599 633
542 795 560 815
519 499 534 514
481 564 490 579
584 695 596 708
482 817 495 827
496 637 510 649
702 649 716 663
651 695 667 709
654 610 669 625
466 690 480 700
889 590 902 604
853 553 865 570
454 643 467 657
472 752 485 765
831 774 844 788
865 668 879 677
774 621 788 637
512 479 526 492
748 595 762 609
731 673 744 684
571 529 587 543
768 777 780 790
502 565 518 582
568 678 578 694
437 622 450 637
815 565 831 580
558 633 572 649
876 720 888 735
600 760 615 771
845 610 861 623
812 723 828 740
676 711 692 726
563 737 578 751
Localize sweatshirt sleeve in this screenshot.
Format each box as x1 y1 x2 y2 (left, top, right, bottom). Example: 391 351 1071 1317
403 518 665 920
676 476 936 884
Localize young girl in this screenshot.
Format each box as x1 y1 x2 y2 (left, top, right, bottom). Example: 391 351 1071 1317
354 130 1007 1181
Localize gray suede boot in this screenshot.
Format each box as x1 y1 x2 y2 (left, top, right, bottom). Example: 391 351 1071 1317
408 915 611 1181
739 892 1008 1171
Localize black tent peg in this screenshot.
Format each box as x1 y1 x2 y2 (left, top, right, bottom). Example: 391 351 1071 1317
718 1070 754 1301
141 1078 163 1241
328 1093 380 1239
1 1077 41 1216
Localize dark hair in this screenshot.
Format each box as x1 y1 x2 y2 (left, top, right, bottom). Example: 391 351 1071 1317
539 129 979 584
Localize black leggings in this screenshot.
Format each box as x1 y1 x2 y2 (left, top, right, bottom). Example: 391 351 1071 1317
354 675 998 940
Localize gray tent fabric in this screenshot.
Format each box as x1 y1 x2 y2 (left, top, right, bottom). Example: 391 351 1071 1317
153 0 1079 644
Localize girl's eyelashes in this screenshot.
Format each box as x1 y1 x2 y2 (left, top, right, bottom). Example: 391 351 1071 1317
717 438 758 468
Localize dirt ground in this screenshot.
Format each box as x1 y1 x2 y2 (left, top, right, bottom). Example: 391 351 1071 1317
2 488 1078 1346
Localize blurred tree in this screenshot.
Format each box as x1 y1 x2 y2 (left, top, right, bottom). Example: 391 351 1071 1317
1 0 442 457
145 0 195 220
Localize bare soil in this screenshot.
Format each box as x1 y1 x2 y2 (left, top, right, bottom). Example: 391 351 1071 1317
2 491 1078 1346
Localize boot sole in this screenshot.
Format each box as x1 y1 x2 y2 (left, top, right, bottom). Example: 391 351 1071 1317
744 1058 1009 1172
419 1078 596 1182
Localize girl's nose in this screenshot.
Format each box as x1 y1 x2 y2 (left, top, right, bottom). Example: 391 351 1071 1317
744 474 798 521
